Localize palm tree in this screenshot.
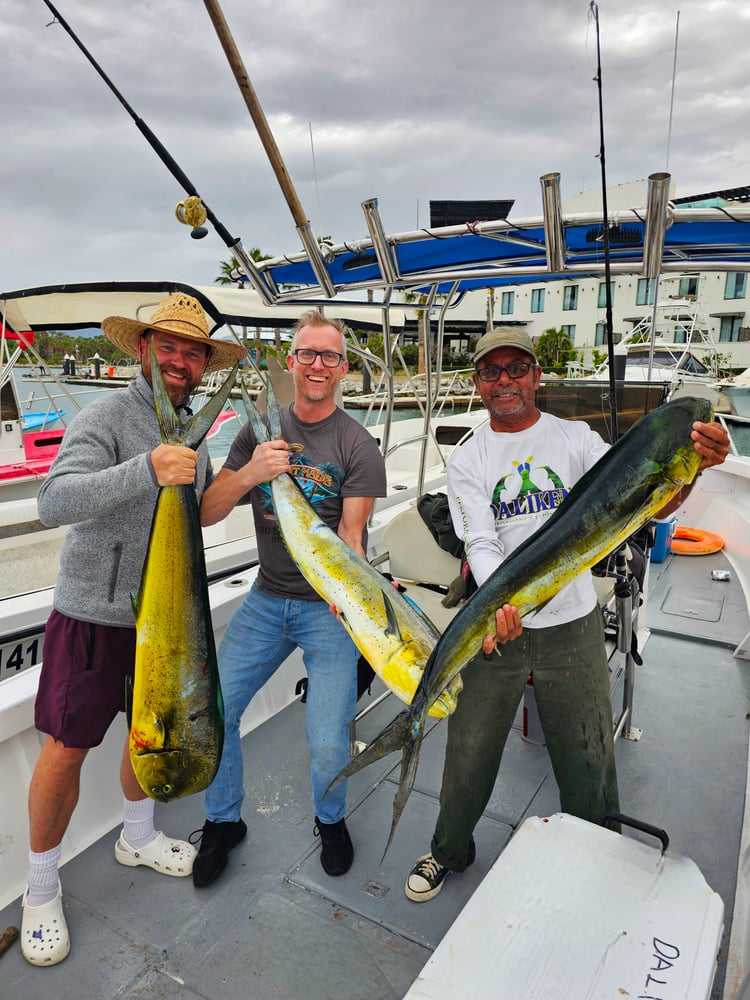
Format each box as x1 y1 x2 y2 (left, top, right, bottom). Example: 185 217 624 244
215 249 273 363
537 327 576 371
214 248 272 286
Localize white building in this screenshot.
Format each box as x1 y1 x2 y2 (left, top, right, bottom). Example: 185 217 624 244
430 182 750 373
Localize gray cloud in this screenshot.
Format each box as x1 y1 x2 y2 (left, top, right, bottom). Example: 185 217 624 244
2 0 749 292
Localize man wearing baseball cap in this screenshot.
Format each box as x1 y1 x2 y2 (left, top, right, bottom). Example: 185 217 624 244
405 325 730 903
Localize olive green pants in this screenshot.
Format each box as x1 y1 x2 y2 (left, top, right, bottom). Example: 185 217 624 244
431 606 620 872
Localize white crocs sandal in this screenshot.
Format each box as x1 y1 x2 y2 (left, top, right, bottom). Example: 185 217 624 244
21 881 70 966
114 830 196 877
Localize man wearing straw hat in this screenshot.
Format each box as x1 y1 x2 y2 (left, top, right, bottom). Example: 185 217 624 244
21 292 245 967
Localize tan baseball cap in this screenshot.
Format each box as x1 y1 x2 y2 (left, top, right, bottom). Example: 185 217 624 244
473 328 538 366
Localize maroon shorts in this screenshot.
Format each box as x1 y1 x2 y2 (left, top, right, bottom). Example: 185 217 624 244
34 609 137 749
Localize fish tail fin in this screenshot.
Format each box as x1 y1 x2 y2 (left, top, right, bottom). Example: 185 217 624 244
241 383 271 443
326 709 414 792
262 375 284 440
380 728 424 862
183 363 241 449
148 338 241 448
150 339 181 443
326 707 427 857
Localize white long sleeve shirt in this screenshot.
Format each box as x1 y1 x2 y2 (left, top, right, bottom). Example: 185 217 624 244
447 411 609 628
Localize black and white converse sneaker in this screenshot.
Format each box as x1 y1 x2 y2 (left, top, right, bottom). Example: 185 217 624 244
405 853 450 902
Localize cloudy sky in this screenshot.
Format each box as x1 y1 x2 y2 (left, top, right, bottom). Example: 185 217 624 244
2 0 748 293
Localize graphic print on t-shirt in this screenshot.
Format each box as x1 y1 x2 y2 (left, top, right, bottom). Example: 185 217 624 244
490 455 568 525
257 451 343 515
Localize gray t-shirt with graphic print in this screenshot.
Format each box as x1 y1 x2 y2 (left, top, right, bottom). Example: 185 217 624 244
223 403 386 601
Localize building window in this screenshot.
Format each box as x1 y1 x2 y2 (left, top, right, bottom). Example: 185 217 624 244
678 276 699 298
563 285 579 311
594 321 607 346
500 290 515 315
561 324 576 345
597 281 614 308
531 288 545 313
725 273 747 300
636 278 655 306
720 316 744 342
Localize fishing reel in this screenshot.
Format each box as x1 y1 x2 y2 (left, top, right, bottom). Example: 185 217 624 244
175 195 208 239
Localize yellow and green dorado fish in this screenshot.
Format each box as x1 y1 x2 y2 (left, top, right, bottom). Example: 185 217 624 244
329 395 713 855
127 342 240 802
241 382 462 718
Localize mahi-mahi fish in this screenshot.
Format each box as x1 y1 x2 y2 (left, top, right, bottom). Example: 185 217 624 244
127 341 240 802
241 380 462 718
328 395 712 855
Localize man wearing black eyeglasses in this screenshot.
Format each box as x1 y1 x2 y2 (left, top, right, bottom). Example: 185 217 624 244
406 325 730 903
194 309 386 887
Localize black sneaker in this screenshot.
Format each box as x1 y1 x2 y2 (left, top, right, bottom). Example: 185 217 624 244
190 819 247 888
405 853 450 902
314 816 354 876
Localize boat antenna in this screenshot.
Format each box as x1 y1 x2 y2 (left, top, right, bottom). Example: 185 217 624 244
645 10 681 384
589 1 619 443
309 122 323 236
40 0 275 305
665 11 680 172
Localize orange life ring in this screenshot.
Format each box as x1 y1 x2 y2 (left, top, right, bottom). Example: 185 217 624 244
671 526 725 556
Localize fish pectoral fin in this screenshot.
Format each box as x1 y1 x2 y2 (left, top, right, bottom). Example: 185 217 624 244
382 589 404 642
125 676 133 728
152 715 167 746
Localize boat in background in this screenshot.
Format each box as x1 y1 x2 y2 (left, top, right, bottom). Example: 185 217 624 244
717 367 750 418
20 407 64 431
560 276 731 418
0 328 67 505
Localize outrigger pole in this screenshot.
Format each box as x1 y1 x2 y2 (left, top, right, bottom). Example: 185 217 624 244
41 0 276 305
200 0 336 298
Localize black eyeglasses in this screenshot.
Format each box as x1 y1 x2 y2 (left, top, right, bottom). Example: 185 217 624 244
291 348 345 368
475 361 536 382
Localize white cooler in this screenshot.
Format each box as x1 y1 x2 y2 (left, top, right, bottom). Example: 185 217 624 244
405 813 724 1000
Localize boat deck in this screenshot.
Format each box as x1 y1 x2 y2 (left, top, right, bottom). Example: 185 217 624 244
2 548 749 1000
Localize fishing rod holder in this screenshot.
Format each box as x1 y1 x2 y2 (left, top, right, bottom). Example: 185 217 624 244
540 173 565 273
642 172 672 279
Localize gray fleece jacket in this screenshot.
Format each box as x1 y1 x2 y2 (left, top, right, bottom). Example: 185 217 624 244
37 374 212 627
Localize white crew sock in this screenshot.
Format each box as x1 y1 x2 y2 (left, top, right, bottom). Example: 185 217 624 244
26 844 62 907
122 796 157 849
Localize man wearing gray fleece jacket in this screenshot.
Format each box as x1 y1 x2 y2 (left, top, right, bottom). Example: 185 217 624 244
21 292 245 968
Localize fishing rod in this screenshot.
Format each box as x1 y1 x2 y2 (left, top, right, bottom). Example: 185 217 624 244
589 1 619 444
41 0 275 305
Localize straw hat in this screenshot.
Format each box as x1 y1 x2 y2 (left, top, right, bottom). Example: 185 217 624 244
101 292 246 374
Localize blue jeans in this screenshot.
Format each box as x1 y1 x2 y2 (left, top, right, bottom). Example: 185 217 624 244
205 583 358 825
